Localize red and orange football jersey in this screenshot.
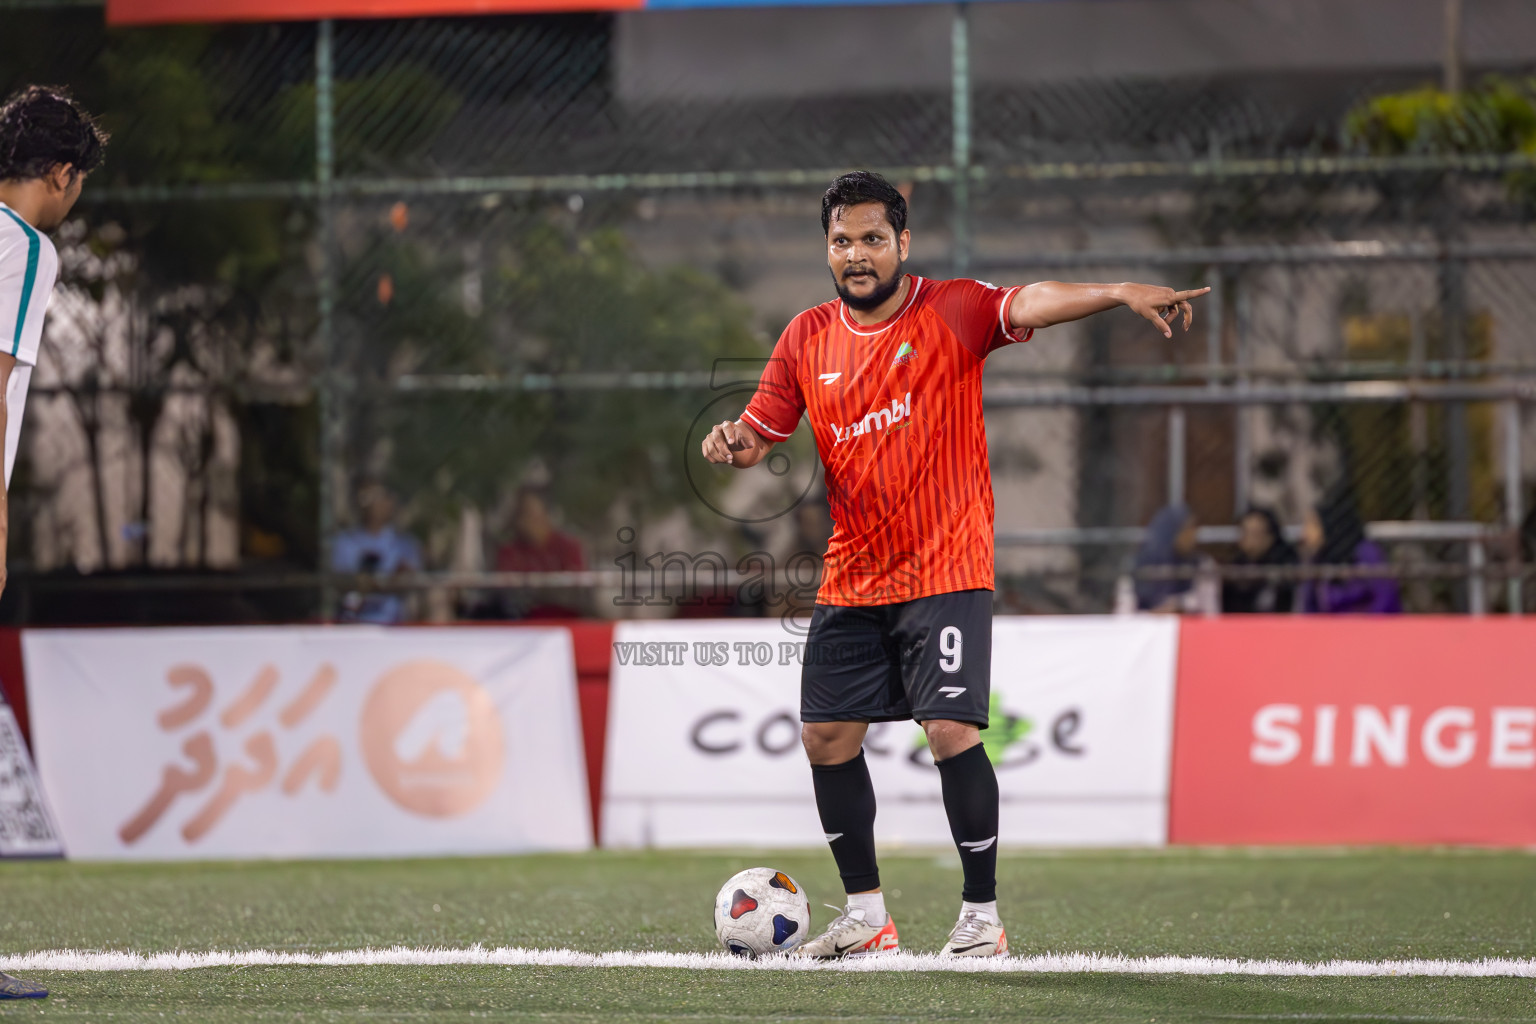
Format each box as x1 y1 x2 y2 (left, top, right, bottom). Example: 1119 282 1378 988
742 276 1032 606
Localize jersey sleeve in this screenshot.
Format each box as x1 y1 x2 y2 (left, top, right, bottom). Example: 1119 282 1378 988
740 320 806 443
0 229 58 368
934 278 1034 359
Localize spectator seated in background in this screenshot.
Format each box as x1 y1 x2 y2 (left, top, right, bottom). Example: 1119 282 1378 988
331 482 422 624
495 486 587 619
1134 504 1216 613
1222 505 1299 614
1299 485 1402 614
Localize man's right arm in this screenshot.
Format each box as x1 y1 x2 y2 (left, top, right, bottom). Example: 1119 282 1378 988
701 419 775 468
701 324 805 469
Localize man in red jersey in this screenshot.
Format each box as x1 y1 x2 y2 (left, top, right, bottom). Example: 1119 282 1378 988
702 170 1206 959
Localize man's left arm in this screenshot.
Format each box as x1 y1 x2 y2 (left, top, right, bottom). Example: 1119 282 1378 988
1009 281 1210 339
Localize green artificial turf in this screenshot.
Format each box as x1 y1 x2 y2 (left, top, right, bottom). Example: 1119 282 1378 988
2 848 1535 1021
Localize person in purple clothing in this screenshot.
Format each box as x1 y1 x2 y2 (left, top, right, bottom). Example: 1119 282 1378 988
1299 485 1402 614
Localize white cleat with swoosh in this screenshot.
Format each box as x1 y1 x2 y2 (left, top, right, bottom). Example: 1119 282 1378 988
939 910 1009 958
791 905 900 959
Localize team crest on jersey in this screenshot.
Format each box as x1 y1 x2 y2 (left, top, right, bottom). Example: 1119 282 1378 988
891 341 915 367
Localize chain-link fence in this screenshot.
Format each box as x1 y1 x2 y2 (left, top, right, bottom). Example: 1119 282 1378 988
4 0 1536 623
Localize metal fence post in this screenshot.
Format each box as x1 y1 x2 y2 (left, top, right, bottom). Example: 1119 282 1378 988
1439 111 1471 612
1409 312 1430 520
1168 406 1186 507
1444 0 1463 94
1228 274 1253 521
1205 265 1223 381
951 1 970 277
316 19 338 620
1468 538 1486 616
1505 398 1524 615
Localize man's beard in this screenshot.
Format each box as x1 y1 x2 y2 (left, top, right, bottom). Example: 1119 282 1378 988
833 262 905 312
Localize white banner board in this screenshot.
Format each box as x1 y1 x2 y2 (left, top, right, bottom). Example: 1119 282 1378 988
0 702 63 858
603 617 1178 848
24 627 591 860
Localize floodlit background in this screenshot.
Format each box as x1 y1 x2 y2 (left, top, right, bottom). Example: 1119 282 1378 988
3 0 1536 622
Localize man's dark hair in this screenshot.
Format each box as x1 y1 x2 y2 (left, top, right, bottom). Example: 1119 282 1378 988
0 86 108 183
821 171 907 237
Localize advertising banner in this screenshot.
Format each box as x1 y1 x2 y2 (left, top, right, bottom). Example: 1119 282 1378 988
602 616 1178 848
1170 618 1536 845
0 703 63 858
23 627 591 860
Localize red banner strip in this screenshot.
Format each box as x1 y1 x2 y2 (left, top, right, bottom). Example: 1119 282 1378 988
108 0 643 25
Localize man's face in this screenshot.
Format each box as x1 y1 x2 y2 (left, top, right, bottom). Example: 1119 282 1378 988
37 164 85 232
359 486 395 532
826 202 910 312
1174 516 1200 557
1301 508 1324 557
515 493 552 543
1238 512 1274 560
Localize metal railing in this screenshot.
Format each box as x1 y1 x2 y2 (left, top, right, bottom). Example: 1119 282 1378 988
997 520 1514 615
9 518 1523 618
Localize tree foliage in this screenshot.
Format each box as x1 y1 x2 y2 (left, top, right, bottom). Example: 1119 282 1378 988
372 222 764 545
1343 77 1536 156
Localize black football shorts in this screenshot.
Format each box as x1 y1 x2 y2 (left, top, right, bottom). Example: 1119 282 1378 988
800 588 993 727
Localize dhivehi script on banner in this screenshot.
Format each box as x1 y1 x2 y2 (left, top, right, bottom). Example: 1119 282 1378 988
0 701 63 858
23 627 590 860
602 617 1178 848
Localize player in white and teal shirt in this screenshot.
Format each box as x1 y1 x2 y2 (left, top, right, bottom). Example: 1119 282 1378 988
0 86 105 567
0 85 106 1002
0 186 61 483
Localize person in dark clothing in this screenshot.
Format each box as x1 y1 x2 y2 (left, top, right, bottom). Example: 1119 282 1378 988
1299 485 1402 614
1134 504 1200 612
1222 506 1299 614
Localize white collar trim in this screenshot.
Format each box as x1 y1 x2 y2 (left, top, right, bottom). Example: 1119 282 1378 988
838 276 923 337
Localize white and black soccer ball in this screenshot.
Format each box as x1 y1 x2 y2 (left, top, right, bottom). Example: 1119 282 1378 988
713 867 812 958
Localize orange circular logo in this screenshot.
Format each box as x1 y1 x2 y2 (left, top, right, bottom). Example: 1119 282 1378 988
360 661 504 818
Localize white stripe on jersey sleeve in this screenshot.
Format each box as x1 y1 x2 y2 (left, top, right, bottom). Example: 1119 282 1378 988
0 210 60 367
998 285 1034 345
742 409 793 439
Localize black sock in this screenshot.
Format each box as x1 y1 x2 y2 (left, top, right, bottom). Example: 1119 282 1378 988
935 742 999 903
810 749 880 894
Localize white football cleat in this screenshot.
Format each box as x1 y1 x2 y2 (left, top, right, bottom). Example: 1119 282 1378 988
939 910 1009 957
791 905 900 959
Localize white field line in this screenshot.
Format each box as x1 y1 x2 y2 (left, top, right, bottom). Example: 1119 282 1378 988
1 947 1533 977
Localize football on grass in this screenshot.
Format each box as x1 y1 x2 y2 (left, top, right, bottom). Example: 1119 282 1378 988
713 867 812 957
